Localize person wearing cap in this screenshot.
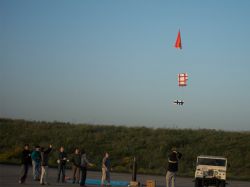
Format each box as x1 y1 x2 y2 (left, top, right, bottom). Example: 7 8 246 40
19 144 31 184
166 147 182 187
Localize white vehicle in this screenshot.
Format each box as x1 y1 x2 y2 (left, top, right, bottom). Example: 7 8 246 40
194 155 227 187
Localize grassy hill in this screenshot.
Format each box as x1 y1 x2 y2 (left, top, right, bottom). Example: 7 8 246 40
0 118 249 180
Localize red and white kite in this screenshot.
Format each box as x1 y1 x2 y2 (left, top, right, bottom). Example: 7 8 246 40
178 73 188 86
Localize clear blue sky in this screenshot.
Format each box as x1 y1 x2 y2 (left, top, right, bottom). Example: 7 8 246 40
1 0 250 131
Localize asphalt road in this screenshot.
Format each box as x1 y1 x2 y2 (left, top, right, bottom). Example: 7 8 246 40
0 164 249 187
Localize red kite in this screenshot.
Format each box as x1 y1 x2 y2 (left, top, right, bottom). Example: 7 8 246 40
175 30 182 49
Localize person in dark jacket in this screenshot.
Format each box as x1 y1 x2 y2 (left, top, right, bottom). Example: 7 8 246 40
57 146 68 183
80 149 93 187
19 144 31 184
40 144 52 185
166 147 182 187
71 148 81 184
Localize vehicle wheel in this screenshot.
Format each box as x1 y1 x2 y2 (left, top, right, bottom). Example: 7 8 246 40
215 180 220 187
219 181 225 187
195 179 202 187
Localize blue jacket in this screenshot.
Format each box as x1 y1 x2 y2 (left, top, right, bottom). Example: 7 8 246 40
31 151 41 162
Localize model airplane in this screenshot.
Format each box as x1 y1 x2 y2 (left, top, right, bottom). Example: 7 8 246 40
173 100 184 105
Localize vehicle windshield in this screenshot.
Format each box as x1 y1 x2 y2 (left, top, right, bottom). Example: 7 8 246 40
197 158 226 166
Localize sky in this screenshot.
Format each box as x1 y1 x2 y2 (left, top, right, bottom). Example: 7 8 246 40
1 0 250 131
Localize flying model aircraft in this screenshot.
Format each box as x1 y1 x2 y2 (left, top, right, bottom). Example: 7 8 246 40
173 100 184 105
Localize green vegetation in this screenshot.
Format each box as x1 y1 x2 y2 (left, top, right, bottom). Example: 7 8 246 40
0 118 249 180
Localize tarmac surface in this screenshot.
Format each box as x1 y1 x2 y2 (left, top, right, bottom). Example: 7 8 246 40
0 164 249 187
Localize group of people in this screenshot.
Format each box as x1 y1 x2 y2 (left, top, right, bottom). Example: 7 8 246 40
19 144 181 187
18 144 111 186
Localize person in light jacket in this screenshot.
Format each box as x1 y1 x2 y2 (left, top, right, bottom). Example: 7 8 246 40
101 152 111 187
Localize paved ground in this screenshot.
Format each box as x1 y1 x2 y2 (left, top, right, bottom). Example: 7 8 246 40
0 164 249 187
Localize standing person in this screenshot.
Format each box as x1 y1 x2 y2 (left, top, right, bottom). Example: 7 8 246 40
166 147 182 187
31 145 41 181
57 146 68 183
40 144 53 185
19 144 31 184
30 146 37 179
80 149 94 187
71 148 81 184
31 146 36 180
101 152 111 187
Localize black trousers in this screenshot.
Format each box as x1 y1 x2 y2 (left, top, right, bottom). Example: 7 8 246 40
57 164 66 182
19 164 29 183
80 167 87 186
